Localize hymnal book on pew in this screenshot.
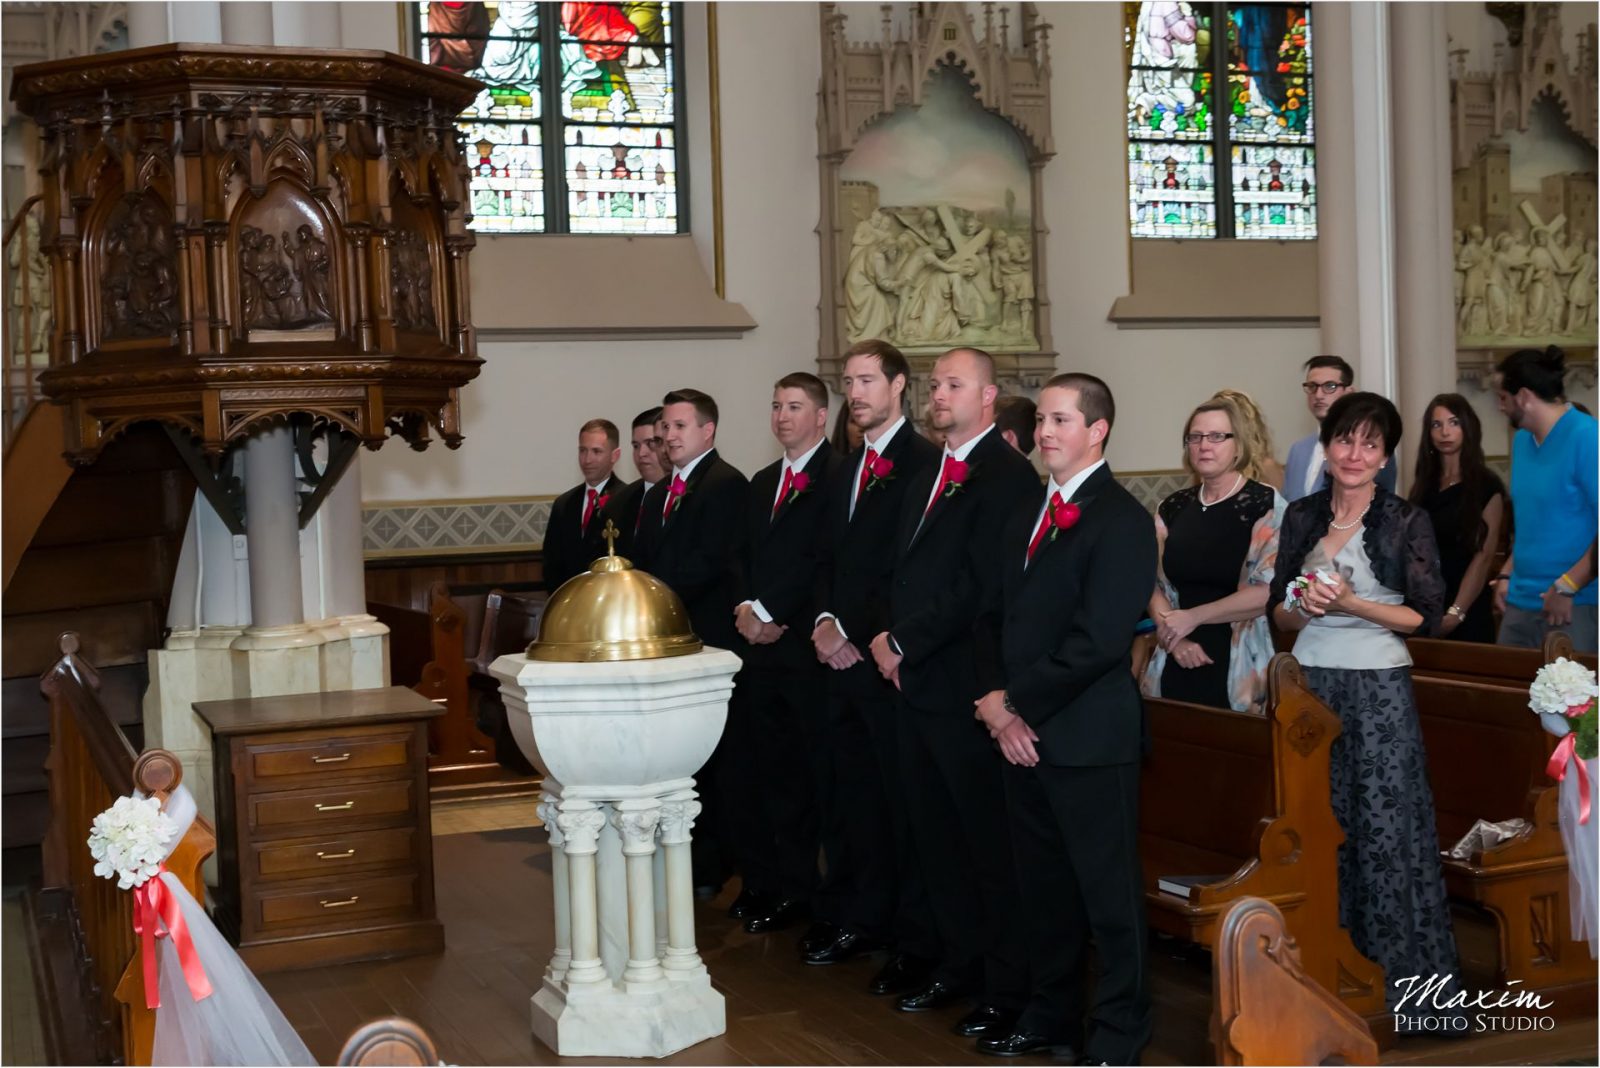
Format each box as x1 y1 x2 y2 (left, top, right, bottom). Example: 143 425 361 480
1157 874 1226 898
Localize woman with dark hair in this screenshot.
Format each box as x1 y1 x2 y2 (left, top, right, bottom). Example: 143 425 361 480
1270 392 1464 1021
1408 394 1506 643
830 404 863 454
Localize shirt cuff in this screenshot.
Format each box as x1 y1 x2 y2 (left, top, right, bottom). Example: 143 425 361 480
815 612 846 640
749 599 773 624
888 634 904 657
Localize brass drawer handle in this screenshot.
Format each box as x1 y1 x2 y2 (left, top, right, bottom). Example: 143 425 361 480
311 752 352 764
316 849 356 860
314 801 355 812
320 896 360 909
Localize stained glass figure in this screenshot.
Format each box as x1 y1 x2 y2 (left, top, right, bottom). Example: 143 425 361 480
418 2 681 235
1125 2 1315 239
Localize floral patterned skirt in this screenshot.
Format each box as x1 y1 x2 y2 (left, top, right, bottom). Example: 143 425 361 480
1302 666 1464 1013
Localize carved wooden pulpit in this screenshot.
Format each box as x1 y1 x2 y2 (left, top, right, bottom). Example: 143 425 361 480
9 43 484 462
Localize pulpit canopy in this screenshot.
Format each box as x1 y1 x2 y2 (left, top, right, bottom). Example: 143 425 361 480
10 43 485 461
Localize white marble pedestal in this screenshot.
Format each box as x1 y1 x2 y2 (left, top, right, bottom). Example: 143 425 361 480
491 649 740 1059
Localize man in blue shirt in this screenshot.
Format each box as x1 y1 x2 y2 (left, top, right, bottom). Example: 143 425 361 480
1492 347 1598 654
1283 355 1399 501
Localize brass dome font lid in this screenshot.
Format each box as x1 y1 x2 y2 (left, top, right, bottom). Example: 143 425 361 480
527 520 703 662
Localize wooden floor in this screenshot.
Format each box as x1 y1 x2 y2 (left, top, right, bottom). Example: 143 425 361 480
257 813 1600 1067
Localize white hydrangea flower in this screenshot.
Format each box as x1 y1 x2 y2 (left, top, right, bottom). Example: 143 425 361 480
1529 657 1599 719
86 794 177 890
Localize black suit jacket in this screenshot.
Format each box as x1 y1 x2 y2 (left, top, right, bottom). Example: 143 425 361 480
887 428 1041 711
611 477 658 561
736 444 844 671
990 463 1157 766
544 474 630 591
635 449 749 651
814 424 941 693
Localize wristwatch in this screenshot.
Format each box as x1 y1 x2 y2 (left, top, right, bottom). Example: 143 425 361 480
1446 604 1466 620
1002 691 1018 715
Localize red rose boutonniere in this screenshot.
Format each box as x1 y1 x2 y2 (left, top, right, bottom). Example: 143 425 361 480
864 454 895 492
594 493 611 512
941 459 973 498
1047 500 1081 543
784 471 812 507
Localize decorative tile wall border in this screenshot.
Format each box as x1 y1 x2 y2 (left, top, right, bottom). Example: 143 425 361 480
364 496 553 558
364 459 1511 557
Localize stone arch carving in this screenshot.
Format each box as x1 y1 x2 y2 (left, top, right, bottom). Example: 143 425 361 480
816 2 1056 408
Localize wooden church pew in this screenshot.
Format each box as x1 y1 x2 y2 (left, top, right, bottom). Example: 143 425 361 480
1411 631 1596 1007
1140 653 1387 1026
35 632 215 1067
1211 896 1379 1066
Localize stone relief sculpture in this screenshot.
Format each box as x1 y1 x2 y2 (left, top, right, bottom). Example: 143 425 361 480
1449 2 1597 350
844 203 1037 350
818 3 1055 403
100 193 179 341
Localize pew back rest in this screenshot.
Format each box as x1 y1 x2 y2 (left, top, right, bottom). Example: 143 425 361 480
473 588 549 673
1141 699 1275 878
368 599 432 688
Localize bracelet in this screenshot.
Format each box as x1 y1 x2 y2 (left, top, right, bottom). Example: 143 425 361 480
1558 572 1582 594
1446 604 1466 620
1493 574 1511 585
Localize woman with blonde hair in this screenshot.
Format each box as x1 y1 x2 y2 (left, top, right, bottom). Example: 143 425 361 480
1210 388 1285 490
1143 393 1286 711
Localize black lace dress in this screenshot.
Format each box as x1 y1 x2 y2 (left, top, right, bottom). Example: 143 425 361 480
1416 473 1506 643
1157 481 1276 709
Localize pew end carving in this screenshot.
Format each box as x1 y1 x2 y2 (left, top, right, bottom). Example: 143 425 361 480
1212 896 1379 1067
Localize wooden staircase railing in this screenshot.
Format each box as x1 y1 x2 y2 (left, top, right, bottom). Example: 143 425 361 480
3 193 51 454
38 631 216 1067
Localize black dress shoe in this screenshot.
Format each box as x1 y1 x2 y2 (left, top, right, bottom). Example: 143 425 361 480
976 1031 1076 1059
802 930 886 965
727 887 770 920
895 979 968 1013
743 898 809 934
953 1006 1016 1038
869 953 933 996
797 920 841 955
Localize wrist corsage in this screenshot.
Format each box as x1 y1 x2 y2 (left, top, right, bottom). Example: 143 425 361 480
1283 568 1338 614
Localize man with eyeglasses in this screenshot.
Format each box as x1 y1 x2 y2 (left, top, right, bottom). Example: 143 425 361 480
1283 355 1398 502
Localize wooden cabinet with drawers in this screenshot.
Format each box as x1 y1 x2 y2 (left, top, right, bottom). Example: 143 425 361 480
194 687 446 973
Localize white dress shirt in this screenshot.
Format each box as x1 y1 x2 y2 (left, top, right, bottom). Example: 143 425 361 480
917 422 997 522
664 448 713 516
579 476 612 530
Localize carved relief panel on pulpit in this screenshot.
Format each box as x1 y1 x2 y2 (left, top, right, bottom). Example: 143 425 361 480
10 44 485 461
817 3 1057 405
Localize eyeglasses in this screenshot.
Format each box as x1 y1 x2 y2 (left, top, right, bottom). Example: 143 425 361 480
1183 432 1236 446
1302 381 1347 395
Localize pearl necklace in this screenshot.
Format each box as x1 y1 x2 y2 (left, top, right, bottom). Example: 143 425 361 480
1329 490 1374 531
1199 473 1244 510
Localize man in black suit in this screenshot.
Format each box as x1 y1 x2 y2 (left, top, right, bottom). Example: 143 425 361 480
612 407 666 559
543 418 631 591
804 340 942 999
973 373 1156 1064
723 372 843 934
868 348 1040 1039
634 388 749 895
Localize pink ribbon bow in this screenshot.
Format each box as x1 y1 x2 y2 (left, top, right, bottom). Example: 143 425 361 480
1546 734 1592 826
131 866 213 1009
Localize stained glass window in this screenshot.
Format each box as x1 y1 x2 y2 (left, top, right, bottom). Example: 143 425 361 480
1126 3 1315 240
417 2 684 235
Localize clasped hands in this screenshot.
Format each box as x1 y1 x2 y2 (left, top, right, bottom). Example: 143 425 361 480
734 603 786 644
1295 571 1354 617
974 690 1039 767
1155 607 1212 670
811 617 865 671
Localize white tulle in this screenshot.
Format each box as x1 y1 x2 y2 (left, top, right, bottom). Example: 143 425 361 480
1557 756 1599 960
132 785 315 1066
149 872 317 1066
